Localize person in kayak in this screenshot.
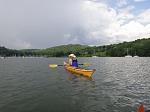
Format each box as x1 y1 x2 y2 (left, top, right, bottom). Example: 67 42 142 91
68 54 78 67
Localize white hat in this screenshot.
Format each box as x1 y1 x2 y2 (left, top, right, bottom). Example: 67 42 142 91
69 54 76 58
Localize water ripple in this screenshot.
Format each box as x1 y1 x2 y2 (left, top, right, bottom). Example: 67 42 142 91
0 57 150 112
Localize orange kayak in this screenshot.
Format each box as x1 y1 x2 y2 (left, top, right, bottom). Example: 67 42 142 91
137 104 144 112
64 64 96 77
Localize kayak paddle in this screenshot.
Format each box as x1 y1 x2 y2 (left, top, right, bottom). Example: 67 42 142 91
79 63 91 66
49 64 63 68
49 63 91 68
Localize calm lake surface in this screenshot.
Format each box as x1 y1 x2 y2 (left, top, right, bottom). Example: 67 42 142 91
0 57 150 112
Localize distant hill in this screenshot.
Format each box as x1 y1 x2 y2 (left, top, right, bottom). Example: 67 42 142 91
39 44 89 57
0 38 150 57
0 46 17 56
105 38 150 57
0 47 39 57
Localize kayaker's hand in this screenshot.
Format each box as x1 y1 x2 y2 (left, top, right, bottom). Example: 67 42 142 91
64 62 66 65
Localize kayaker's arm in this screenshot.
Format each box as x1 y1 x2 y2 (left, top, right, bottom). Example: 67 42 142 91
68 58 72 65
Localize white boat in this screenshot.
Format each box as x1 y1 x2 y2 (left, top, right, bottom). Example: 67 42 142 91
92 49 98 57
92 56 98 58
0 57 4 59
125 55 132 57
133 51 139 57
133 55 139 57
125 48 132 57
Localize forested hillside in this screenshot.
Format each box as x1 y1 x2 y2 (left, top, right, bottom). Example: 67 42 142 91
0 38 150 57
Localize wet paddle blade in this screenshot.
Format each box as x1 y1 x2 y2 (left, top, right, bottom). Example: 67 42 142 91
49 64 58 68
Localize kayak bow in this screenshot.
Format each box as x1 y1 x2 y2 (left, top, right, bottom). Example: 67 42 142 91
137 104 145 112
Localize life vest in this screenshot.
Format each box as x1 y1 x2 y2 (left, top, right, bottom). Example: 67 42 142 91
72 59 78 67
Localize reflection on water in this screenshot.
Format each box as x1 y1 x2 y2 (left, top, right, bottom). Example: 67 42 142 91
0 57 150 112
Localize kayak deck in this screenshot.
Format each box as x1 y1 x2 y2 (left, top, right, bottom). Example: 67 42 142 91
64 65 96 77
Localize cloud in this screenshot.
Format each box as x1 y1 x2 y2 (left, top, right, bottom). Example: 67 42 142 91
137 9 150 24
116 0 128 7
0 0 150 49
0 0 84 49
78 1 150 44
80 1 117 44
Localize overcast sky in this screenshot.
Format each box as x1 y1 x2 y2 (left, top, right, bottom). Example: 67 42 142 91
0 0 150 49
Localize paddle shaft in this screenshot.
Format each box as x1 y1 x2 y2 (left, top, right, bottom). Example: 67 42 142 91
49 63 90 68
54 64 84 66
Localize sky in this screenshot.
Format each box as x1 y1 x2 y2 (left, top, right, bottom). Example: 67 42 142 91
0 0 150 49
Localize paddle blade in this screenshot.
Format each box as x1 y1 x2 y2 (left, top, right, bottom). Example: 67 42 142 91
137 104 145 112
49 64 58 68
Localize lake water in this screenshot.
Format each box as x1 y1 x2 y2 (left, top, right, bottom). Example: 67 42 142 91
0 57 150 112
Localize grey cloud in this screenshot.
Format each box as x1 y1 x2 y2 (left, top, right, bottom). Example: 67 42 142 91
0 0 85 49
0 0 148 49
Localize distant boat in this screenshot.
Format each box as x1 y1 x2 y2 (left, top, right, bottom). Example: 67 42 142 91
125 48 132 57
133 55 139 57
133 51 139 57
92 49 98 57
92 56 98 58
0 56 6 59
0 57 4 59
125 55 132 57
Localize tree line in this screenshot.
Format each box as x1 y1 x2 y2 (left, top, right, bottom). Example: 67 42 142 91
0 38 150 57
